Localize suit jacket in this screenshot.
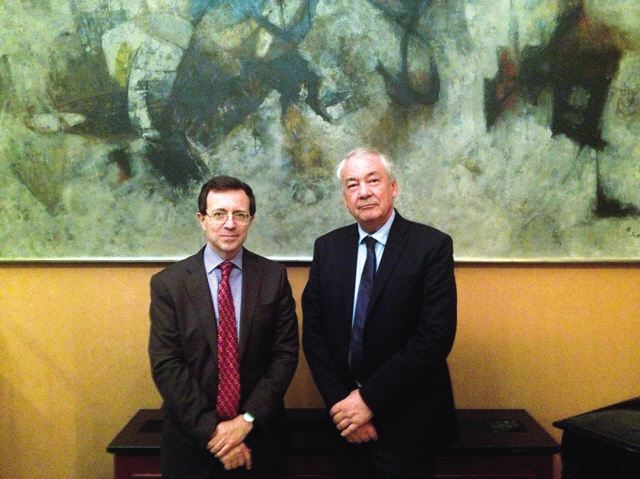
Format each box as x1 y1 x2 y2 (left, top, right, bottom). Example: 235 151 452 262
149 246 299 478
302 211 459 461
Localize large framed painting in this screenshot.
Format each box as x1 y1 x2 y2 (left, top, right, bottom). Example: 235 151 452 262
1 0 640 261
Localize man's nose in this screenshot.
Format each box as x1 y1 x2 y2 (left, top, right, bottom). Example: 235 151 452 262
222 214 236 227
357 182 371 197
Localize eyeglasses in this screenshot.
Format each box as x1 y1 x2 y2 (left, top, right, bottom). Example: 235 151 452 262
205 210 252 225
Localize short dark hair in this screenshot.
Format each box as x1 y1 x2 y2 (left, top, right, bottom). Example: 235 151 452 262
198 176 256 216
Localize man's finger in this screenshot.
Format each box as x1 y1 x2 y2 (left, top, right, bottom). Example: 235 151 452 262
341 423 358 437
336 418 350 431
209 435 226 454
331 411 345 424
214 444 228 458
243 449 252 470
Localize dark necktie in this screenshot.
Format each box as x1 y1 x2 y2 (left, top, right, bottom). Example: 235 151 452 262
215 261 240 420
350 236 376 383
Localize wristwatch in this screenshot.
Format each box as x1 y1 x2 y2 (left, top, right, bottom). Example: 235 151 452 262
242 412 255 424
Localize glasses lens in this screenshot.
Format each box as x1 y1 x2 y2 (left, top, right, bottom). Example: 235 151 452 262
209 211 227 223
208 211 251 224
233 213 250 225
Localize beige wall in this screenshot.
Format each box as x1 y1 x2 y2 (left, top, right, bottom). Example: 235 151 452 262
1 263 639 478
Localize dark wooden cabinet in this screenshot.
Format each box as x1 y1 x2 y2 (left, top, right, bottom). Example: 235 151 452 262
553 396 640 479
108 409 559 479
107 409 162 479
436 408 559 479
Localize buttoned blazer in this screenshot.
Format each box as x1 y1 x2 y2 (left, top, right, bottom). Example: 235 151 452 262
302 212 459 460
149 247 298 472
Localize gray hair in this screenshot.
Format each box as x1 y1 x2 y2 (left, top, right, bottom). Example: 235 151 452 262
335 147 397 185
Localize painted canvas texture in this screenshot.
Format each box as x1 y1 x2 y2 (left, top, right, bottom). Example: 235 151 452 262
1 0 640 261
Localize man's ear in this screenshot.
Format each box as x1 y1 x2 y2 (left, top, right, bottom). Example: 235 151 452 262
196 212 206 231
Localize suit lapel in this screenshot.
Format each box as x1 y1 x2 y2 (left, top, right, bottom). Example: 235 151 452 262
184 248 218 353
367 212 410 314
239 249 260 359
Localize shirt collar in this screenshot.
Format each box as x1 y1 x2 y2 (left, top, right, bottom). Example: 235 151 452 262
203 245 244 274
357 209 395 246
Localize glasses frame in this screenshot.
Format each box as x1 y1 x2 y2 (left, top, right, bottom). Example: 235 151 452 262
205 210 253 226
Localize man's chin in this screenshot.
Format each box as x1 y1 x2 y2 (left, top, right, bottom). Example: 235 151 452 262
357 211 380 223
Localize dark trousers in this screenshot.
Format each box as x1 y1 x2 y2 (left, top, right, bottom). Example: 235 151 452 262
337 440 437 479
162 460 280 479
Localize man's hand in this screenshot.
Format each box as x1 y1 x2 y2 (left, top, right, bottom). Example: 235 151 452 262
330 389 374 437
344 420 379 443
218 442 252 470
207 415 254 458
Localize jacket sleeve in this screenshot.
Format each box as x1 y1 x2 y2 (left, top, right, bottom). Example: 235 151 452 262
148 272 218 450
302 239 353 409
240 265 299 426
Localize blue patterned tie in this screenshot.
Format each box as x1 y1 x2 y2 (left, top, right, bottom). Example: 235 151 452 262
350 236 376 383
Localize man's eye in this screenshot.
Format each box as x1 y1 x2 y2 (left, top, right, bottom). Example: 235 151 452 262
212 211 226 219
234 213 249 220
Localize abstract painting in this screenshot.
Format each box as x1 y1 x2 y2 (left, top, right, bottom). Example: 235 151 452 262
1 0 640 261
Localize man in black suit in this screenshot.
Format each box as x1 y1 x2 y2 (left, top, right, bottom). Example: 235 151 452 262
302 148 459 478
149 175 299 478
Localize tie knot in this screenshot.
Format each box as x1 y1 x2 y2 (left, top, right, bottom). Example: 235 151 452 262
363 236 376 250
220 261 233 278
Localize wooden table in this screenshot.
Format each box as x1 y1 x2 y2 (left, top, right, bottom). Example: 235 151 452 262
107 408 559 479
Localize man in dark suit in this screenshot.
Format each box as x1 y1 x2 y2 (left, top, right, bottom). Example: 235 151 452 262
149 175 299 478
302 148 459 478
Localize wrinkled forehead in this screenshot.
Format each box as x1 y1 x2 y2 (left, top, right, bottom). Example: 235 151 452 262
341 153 389 181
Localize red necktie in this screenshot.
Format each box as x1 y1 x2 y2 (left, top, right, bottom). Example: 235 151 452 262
215 261 240 420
